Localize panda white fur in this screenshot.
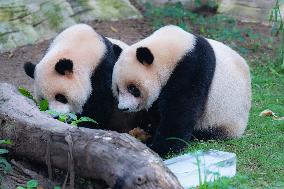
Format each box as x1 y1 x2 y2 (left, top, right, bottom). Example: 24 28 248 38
112 25 251 156
23 23 135 130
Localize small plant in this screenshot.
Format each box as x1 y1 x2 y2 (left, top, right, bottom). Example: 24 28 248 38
193 0 218 10
0 139 12 184
270 0 284 70
16 179 61 189
193 152 226 189
16 180 38 189
144 2 192 31
18 87 37 103
18 87 48 111
46 110 97 126
0 139 12 174
18 87 97 126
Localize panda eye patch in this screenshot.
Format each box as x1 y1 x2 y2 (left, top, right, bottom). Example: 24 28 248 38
127 84 140 98
55 94 68 104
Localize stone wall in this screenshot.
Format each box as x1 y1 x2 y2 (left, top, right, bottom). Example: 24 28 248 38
0 0 141 53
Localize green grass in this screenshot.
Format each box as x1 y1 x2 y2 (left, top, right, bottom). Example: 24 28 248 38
143 2 284 188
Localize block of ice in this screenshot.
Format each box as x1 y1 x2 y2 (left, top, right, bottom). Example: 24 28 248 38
164 150 236 188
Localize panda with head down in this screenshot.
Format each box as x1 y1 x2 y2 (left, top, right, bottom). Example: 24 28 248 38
112 25 251 156
24 24 138 131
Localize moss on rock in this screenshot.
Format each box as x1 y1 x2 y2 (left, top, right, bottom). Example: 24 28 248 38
95 0 142 20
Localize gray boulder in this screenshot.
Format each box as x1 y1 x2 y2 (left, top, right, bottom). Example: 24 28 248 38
218 0 284 25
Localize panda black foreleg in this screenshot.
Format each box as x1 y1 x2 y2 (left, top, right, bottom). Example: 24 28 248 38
149 96 202 157
148 66 212 157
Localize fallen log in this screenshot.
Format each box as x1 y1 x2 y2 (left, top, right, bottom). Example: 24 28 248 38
0 83 182 189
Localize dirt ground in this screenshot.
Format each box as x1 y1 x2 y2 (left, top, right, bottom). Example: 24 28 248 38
0 19 152 92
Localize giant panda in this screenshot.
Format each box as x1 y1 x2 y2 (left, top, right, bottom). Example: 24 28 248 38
23 23 138 131
112 25 251 156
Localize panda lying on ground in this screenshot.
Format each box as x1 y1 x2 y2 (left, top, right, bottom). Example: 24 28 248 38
24 23 139 131
112 25 251 156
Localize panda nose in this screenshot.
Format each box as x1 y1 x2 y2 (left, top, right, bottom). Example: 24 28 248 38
121 108 129 112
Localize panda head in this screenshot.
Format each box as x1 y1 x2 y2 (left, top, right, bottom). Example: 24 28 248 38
23 24 112 114
112 46 161 112
24 58 91 114
112 25 196 112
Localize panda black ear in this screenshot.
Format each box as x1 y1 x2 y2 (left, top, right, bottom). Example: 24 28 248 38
136 47 154 65
112 44 123 59
24 62 36 79
55 59 73 75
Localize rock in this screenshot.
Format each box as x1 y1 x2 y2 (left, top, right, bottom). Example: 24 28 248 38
164 150 236 188
0 0 142 53
0 0 76 52
217 0 284 25
69 0 142 22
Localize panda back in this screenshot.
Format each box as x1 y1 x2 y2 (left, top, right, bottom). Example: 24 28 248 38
199 39 251 138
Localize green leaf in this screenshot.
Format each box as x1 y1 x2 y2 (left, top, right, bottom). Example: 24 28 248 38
78 117 98 124
70 116 97 126
54 186 61 189
26 180 38 188
194 0 202 8
0 139 12 145
39 99 49 111
71 121 78 126
18 87 36 103
18 87 33 98
16 187 26 189
0 149 9 154
45 110 60 117
0 157 12 173
58 114 67 122
67 112 77 121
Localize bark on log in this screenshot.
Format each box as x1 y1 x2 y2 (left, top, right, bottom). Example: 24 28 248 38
0 83 182 189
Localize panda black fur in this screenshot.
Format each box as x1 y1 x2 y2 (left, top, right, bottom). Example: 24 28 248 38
106 37 129 60
112 25 251 156
24 24 135 130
